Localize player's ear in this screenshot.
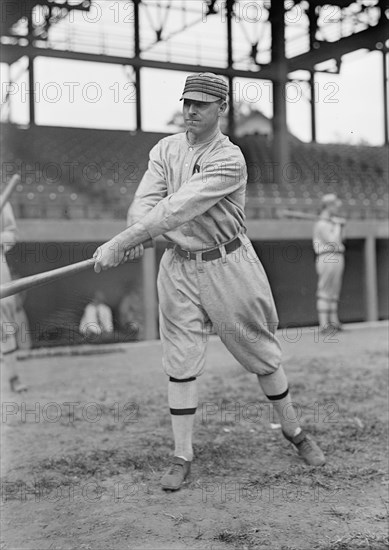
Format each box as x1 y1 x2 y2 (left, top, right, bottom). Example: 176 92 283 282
218 101 228 116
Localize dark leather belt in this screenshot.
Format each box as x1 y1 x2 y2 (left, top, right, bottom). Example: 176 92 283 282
167 237 242 261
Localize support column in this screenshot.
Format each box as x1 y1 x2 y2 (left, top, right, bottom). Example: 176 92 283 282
383 49 388 145
5 63 12 122
226 0 235 135
270 3 289 184
142 246 158 340
133 0 142 131
363 235 378 321
28 56 35 126
310 70 316 142
308 3 318 143
27 9 35 126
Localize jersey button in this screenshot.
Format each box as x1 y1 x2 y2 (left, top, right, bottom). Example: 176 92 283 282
189 147 193 151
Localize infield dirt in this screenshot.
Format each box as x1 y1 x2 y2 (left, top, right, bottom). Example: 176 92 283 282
1 323 388 550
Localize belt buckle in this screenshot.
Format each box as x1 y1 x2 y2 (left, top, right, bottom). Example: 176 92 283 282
184 250 191 260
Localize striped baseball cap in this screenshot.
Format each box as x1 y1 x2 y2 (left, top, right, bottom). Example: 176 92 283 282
180 73 228 102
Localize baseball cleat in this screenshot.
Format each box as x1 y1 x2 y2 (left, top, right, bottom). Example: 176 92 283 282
283 430 326 466
9 376 28 393
320 323 343 334
330 322 343 331
161 457 191 491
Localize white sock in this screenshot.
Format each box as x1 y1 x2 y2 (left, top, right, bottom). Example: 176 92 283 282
257 368 302 438
317 298 330 327
168 378 198 462
171 415 195 461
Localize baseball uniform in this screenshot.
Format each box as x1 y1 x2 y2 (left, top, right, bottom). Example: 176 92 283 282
313 214 345 303
127 129 282 380
94 73 326 482
0 202 18 355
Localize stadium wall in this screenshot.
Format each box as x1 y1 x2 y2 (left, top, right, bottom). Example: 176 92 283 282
5 220 388 347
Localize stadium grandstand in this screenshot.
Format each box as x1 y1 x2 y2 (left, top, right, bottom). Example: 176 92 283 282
0 0 388 347
1 123 388 220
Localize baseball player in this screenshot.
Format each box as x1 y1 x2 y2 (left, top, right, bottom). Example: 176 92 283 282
313 194 346 332
0 201 27 393
94 73 325 491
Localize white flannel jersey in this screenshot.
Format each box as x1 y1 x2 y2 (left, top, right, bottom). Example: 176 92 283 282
126 130 248 250
313 214 345 256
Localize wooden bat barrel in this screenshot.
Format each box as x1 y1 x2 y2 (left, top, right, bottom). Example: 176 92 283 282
0 258 95 299
0 240 153 299
0 174 21 214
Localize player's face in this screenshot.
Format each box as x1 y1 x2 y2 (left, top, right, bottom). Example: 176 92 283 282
328 201 341 216
183 99 226 140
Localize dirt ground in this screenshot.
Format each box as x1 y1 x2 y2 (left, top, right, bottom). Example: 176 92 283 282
1 323 388 550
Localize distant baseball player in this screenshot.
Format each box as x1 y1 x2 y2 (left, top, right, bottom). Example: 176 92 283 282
0 202 27 393
313 194 346 332
93 73 325 491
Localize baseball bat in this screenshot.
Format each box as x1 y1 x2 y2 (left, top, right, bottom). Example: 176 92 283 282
0 174 20 213
0 241 152 299
278 209 317 221
279 209 346 225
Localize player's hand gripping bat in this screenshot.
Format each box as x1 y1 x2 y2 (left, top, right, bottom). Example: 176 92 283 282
0 240 152 299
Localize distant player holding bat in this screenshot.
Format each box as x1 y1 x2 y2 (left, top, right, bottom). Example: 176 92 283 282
93 73 325 491
0 200 27 393
313 193 346 333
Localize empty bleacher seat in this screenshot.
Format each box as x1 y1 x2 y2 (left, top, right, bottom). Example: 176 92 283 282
1 124 387 221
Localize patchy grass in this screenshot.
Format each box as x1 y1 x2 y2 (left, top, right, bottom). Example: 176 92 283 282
1 328 388 550
317 531 389 550
216 525 265 549
215 527 389 550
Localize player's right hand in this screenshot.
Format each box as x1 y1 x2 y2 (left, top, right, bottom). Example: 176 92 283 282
93 238 126 273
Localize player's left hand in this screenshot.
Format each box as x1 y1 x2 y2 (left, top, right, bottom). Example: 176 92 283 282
121 243 144 263
93 239 127 273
